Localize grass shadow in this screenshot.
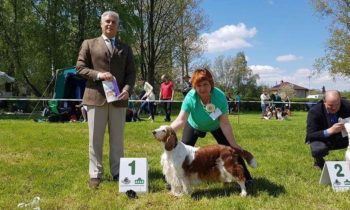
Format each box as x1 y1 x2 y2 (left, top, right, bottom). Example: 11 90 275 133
148 169 167 192
248 177 286 197
190 177 286 200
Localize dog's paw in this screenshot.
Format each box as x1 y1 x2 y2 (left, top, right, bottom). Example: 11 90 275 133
169 191 184 197
240 190 247 197
249 158 257 168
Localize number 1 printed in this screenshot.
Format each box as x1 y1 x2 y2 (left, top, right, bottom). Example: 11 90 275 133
128 160 136 175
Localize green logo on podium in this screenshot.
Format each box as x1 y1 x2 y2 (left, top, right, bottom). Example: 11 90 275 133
135 178 144 184
344 179 350 185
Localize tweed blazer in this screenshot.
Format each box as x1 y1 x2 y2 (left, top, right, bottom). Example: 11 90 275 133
76 36 135 107
305 99 350 143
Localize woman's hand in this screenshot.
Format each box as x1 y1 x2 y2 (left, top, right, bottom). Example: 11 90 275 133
220 114 242 150
170 110 189 132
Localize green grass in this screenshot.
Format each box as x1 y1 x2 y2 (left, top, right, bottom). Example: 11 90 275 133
1 112 350 209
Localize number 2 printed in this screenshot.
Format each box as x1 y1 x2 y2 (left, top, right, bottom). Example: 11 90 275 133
334 164 345 177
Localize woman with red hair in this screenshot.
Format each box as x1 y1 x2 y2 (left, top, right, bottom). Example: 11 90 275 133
170 68 253 182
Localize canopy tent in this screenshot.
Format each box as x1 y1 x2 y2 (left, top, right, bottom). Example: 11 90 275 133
42 67 86 122
53 67 86 99
0 71 15 85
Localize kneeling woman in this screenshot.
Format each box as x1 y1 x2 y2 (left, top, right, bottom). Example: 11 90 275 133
170 68 253 181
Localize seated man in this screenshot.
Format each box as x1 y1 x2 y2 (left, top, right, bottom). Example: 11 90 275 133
306 90 350 169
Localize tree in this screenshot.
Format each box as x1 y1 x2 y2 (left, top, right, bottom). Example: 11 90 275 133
133 0 206 87
0 0 204 97
133 0 181 87
172 0 207 78
0 0 138 97
211 52 259 98
278 83 296 99
0 0 54 96
310 0 350 77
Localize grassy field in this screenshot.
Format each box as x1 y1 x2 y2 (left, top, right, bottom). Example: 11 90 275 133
1 112 350 209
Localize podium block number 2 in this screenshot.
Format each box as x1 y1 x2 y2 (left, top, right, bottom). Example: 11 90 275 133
129 160 136 175
334 164 345 177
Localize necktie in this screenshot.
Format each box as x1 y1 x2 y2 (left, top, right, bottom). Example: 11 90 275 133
109 39 115 50
106 39 113 54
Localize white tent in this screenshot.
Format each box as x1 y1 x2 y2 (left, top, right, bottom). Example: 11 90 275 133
0 71 15 85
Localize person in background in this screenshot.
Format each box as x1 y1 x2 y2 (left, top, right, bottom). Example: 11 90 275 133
260 89 270 119
284 96 291 116
76 11 136 188
159 74 174 122
269 92 276 110
235 92 241 112
170 68 253 183
76 102 88 122
274 93 282 119
226 92 234 114
182 75 192 97
138 78 155 122
128 91 141 122
306 90 350 169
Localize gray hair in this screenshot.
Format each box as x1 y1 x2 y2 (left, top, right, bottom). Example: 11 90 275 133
101 11 119 25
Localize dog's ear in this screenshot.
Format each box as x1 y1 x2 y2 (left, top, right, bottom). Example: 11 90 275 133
170 127 177 140
165 129 177 151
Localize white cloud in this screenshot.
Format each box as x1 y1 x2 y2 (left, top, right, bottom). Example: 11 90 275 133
295 68 311 77
276 54 303 62
250 65 349 91
249 65 279 75
201 23 257 53
249 65 284 86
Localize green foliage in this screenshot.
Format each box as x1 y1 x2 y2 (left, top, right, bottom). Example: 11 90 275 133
0 0 205 96
1 112 350 209
310 0 350 78
0 0 142 96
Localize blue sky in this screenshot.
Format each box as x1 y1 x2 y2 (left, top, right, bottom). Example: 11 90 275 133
199 0 348 91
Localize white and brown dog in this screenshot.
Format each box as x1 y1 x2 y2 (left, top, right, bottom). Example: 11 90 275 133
152 125 257 197
275 108 288 120
340 117 350 168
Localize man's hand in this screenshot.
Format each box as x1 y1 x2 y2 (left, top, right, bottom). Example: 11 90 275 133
327 122 345 135
99 72 113 81
118 90 129 100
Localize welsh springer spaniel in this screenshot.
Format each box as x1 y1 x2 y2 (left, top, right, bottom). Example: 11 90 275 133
152 125 257 197
340 117 350 169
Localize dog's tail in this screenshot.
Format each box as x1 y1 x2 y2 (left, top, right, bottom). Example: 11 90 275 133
234 148 257 168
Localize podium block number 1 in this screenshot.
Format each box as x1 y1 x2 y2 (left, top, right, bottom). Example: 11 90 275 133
119 158 148 193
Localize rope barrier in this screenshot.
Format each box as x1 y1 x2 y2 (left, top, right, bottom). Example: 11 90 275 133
0 97 318 104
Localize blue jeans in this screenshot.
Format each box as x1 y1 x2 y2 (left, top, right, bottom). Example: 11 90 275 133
261 104 267 115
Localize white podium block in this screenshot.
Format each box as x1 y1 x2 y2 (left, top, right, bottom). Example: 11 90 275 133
320 161 350 192
119 158 148 193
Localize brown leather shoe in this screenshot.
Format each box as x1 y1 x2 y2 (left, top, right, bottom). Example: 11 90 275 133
89 178 101 189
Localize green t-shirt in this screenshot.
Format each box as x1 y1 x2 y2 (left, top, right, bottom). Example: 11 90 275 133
181 87 228 132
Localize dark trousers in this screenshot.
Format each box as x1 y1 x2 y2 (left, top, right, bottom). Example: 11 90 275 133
148 102 155 120
310 137 348 158
138 101 154 120
182 122 252 180
162 101 172 121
